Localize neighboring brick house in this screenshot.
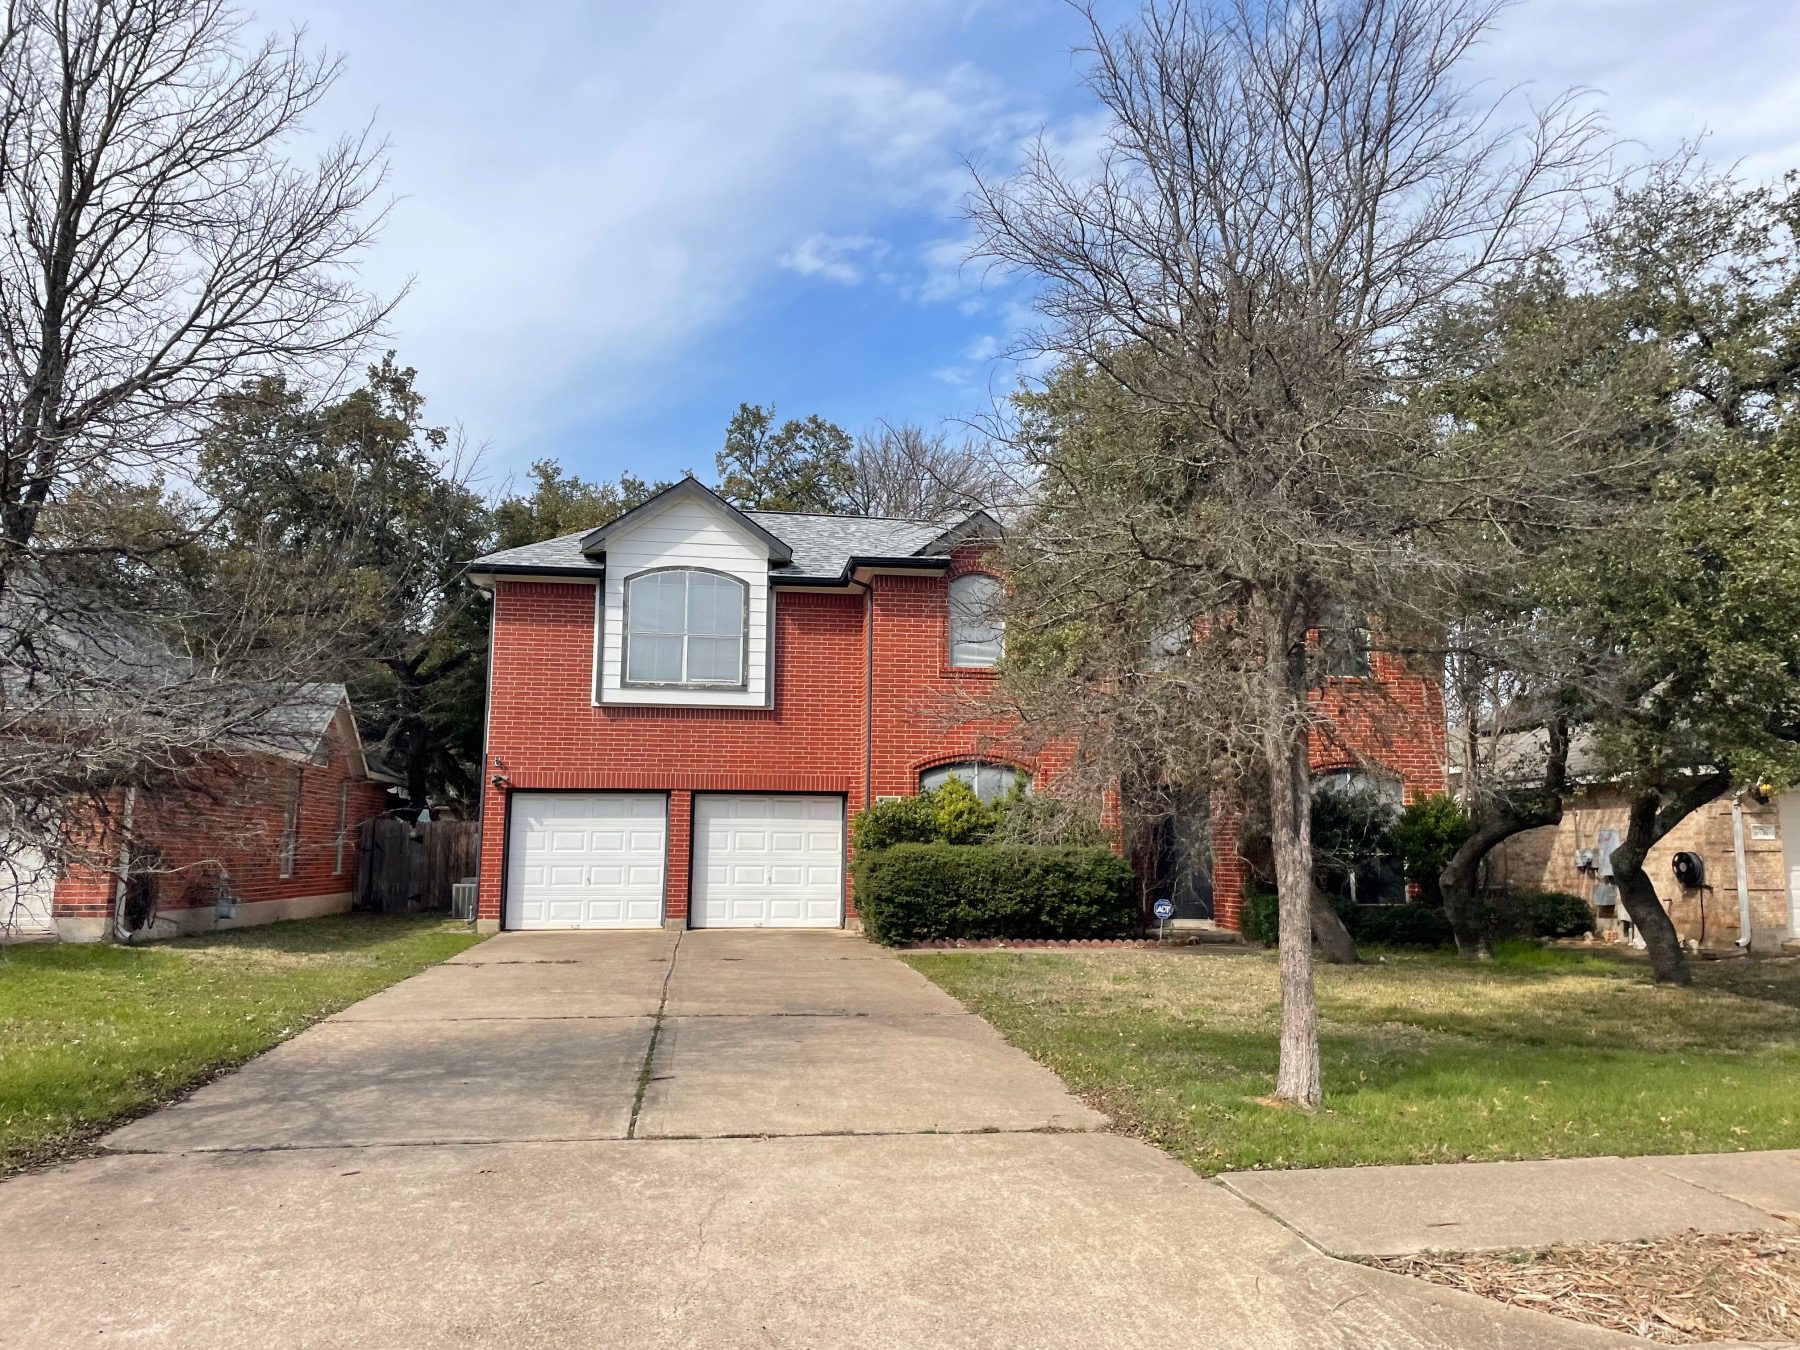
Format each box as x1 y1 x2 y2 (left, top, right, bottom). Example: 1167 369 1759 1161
469 477 1445 934
1465 733 1800 950
10 685 397 941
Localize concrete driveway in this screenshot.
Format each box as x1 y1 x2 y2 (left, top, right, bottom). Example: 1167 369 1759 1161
0 930 1639 1348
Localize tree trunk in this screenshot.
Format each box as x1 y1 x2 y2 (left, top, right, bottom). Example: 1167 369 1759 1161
1269 714 1321 1107
1607 777 1724 986
1438 805 1561 959
1310 885 1359 964
1437 716 1571 960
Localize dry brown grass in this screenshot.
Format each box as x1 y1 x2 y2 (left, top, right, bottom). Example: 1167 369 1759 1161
1371 1231 1800 1344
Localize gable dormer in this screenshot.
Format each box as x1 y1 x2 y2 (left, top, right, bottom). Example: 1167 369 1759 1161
584 479 790 708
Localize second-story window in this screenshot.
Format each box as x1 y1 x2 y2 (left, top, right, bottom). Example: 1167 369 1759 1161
1320 618 1373 678
625 568 747 687
948 573 1004 668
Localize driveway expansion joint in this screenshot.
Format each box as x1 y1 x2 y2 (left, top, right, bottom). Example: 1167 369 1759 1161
627 929 682 1138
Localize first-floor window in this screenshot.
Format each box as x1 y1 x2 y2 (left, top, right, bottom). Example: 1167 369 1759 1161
919 760 1031 805
333 781 351 875
279 769 303 879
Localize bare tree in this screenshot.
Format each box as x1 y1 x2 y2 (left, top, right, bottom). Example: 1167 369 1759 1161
843 421 1021 518
0 0 392 935
971 0 1609 1105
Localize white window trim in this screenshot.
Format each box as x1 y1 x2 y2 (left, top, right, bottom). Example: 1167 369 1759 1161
622 567 750 690
333 780 350 875
279 769 302 879
948 572 1004 669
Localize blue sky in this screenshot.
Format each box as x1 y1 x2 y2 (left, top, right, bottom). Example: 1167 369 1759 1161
262 0 1800 496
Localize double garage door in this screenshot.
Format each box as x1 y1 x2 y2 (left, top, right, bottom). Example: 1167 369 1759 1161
504 792 842 930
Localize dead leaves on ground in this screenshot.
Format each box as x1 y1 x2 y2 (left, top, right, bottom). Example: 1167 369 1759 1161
1372 1230 1800 1344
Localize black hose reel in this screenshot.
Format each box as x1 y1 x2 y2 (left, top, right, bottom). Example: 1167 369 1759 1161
1671 851 1706 889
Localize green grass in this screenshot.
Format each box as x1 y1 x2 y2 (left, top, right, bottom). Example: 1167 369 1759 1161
0 914 483 1174
905 944 1800 1175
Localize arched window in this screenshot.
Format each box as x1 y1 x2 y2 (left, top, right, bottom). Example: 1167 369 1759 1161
948 573 1003 668
625 568 747 687
920 760 1030 804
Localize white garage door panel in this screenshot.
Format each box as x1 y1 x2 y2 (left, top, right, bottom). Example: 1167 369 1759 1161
692 794 843 928
505 793 667 929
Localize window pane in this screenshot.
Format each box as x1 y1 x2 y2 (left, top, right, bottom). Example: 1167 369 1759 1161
686 635 742 684
629 572 686 634
687 572 743 638
949 574 1003 668
919 760 1030 804
627 633 683 683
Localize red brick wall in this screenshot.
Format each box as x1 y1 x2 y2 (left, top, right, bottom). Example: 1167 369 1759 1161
53 720 390 926
477 552 1063 924
1201 649 1449 929
478 552 1446 934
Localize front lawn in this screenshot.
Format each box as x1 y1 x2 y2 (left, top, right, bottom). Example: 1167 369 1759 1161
906 944 1800 1174
0 914 483 1174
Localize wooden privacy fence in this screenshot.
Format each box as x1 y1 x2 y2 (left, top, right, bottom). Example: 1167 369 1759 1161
355 817 480 915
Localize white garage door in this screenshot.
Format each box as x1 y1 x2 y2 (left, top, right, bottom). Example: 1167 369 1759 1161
0 840 57 938
505 793 667 929
692 794 843 928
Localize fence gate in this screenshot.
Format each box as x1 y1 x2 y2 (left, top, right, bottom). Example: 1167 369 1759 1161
355 817 480 914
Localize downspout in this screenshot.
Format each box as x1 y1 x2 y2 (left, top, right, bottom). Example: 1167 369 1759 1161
865 583 873 810
109 786 137 943
1731 793 1753 949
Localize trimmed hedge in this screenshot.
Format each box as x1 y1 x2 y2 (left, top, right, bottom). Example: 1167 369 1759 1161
854 843 1138 945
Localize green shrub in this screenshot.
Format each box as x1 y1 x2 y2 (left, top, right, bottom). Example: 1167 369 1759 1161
851 793 941 851
1482 889 1594 940
854 843 1138 945
1240 891 1280 946
851 776 1011 851
932 775 999 845
1391 793 1474 906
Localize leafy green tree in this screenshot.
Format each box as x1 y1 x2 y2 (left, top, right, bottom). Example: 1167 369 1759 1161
200 356 490 812
716 403 853 512
1429 166 1800 982
492 461 670 551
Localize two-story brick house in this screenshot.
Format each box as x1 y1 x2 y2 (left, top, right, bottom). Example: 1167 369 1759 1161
469 477 1444 933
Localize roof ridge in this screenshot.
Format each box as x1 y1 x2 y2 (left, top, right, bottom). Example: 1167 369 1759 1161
744 508 947 524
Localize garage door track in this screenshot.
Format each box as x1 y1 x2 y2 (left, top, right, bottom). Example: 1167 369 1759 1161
0 930 1641 1348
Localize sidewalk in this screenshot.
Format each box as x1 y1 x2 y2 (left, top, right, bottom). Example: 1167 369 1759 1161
1220 1149 1800 1257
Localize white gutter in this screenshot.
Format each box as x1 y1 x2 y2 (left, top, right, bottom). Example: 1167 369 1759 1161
1731 794 1753 949
109 786 137 943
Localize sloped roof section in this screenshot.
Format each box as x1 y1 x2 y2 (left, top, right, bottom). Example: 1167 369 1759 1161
470 507 971 585
578 478 793 563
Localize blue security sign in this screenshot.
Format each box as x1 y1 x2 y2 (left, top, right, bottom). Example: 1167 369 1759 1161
1152 898 1175 921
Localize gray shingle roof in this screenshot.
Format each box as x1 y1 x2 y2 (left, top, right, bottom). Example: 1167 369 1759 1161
470 509 961 583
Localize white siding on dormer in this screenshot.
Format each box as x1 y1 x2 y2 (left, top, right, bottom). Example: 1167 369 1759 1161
597 496 772 707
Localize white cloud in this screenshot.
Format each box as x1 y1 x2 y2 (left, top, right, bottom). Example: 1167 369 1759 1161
253 0 1017 468
779 234 888 286
1471 0 1800 180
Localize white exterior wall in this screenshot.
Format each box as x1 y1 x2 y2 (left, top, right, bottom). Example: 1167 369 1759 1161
596 496 772 708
